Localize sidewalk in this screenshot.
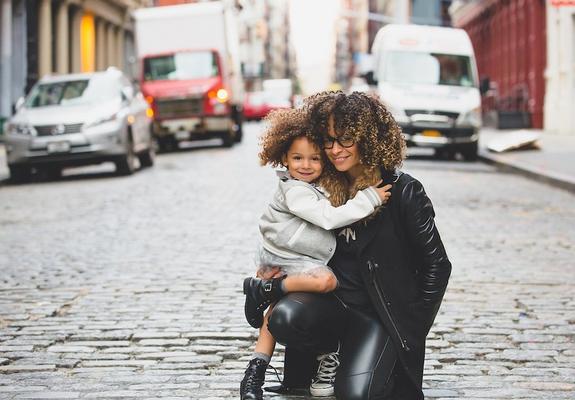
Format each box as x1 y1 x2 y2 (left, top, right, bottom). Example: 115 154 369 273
478 127 575 193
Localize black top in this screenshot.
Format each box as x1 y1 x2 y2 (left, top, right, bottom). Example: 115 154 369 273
329 223 374 312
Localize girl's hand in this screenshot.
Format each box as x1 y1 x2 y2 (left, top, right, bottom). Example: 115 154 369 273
374 184 392 204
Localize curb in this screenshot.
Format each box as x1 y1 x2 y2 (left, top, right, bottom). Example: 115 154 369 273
478 150 575 194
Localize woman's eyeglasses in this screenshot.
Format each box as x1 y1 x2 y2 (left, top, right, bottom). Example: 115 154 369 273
323 135 355 149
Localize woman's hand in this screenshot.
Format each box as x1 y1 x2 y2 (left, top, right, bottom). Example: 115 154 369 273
256 266 284 280
374 183 392 204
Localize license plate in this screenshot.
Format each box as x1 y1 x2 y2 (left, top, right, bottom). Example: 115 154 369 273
47 141 70 153
175 131 190 140
422 130 442 137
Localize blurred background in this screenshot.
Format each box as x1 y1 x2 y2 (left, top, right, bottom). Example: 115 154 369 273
1 0 574 134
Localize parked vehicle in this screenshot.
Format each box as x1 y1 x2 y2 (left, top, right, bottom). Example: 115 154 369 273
369 24 481 160
3 68 155 182
133 1 244 150
243 90 291 121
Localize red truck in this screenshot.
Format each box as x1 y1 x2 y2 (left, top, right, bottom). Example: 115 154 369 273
134 1 244 150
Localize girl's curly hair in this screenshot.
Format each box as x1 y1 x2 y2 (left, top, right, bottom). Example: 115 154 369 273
258 107 322 167
303 91 406 206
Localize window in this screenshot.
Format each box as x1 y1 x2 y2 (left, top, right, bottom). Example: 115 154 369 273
380 51 475 87
143 51 219 81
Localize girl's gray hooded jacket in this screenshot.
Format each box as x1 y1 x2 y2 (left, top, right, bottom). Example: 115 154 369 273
259 172 382 265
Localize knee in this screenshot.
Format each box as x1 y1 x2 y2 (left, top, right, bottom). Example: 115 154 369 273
267 296 307 344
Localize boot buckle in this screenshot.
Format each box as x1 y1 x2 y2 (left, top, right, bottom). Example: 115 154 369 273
263 282 273 292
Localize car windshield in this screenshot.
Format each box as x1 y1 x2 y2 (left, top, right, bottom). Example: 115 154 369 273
25 75 121 108
25 75 120 108
380 51 475 87
143 51 219 81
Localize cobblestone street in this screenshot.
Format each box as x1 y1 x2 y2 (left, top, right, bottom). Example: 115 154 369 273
0 122 574 399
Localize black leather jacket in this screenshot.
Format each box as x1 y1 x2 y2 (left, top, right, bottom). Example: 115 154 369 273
275 170 451 399
356 169 452 398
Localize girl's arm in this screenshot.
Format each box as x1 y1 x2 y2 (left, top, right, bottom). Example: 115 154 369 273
284 185 389 230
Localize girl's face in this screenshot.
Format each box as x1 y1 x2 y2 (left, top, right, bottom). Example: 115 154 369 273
324 115 362 178
282 136 323 183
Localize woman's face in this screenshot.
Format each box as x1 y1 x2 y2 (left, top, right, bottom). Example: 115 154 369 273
324 115 362 177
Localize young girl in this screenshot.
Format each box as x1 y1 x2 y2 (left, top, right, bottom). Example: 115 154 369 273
240 108 391 400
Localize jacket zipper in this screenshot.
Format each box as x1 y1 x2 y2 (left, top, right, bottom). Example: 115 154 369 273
367 260 410 352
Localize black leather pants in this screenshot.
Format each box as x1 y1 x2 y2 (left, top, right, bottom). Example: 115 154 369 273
268 292 397 400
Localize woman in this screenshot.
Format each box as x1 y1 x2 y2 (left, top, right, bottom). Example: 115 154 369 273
265 91 452 399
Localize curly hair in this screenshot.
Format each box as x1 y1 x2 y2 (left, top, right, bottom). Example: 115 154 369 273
303 91 406 206
258 107 322 167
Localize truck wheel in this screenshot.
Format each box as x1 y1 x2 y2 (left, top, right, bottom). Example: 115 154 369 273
234 126 243 143
460 142 478 161
232 106 243 143
234 115 243 143
9 165 32 183
158 136 178 153
222 130 234 148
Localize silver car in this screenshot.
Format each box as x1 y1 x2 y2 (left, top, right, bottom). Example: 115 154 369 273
4 68 155 182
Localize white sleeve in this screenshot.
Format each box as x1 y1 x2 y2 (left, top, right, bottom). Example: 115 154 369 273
284 186 383 230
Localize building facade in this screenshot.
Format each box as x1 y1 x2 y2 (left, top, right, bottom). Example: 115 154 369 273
545 0 575 135
450 0 547 129
263 0 295 81
0 0 150 128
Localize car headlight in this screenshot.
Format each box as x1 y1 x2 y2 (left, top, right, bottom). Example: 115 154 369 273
458 107 482 128
86 113 119 128
6 123 37 136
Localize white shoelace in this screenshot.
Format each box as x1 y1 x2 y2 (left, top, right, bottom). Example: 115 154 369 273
313 352 340 384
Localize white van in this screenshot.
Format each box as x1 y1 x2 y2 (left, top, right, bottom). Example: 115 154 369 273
370 24 481 160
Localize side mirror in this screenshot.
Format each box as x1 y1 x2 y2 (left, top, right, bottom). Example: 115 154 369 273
13 97 25 113
480 77 490 95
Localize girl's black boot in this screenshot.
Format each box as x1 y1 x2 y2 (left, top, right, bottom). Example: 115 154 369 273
240 358 267 400
243 276 286 329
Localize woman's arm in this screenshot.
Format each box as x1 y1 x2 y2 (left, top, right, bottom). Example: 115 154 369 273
284 185 386 230
401 179 452 308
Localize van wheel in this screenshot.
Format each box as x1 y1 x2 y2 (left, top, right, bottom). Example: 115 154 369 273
434 148 455 160
43 166 62 180
9 165 32 183
460 142 478 161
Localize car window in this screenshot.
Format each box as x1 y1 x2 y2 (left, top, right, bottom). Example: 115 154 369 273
25 75 121 108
